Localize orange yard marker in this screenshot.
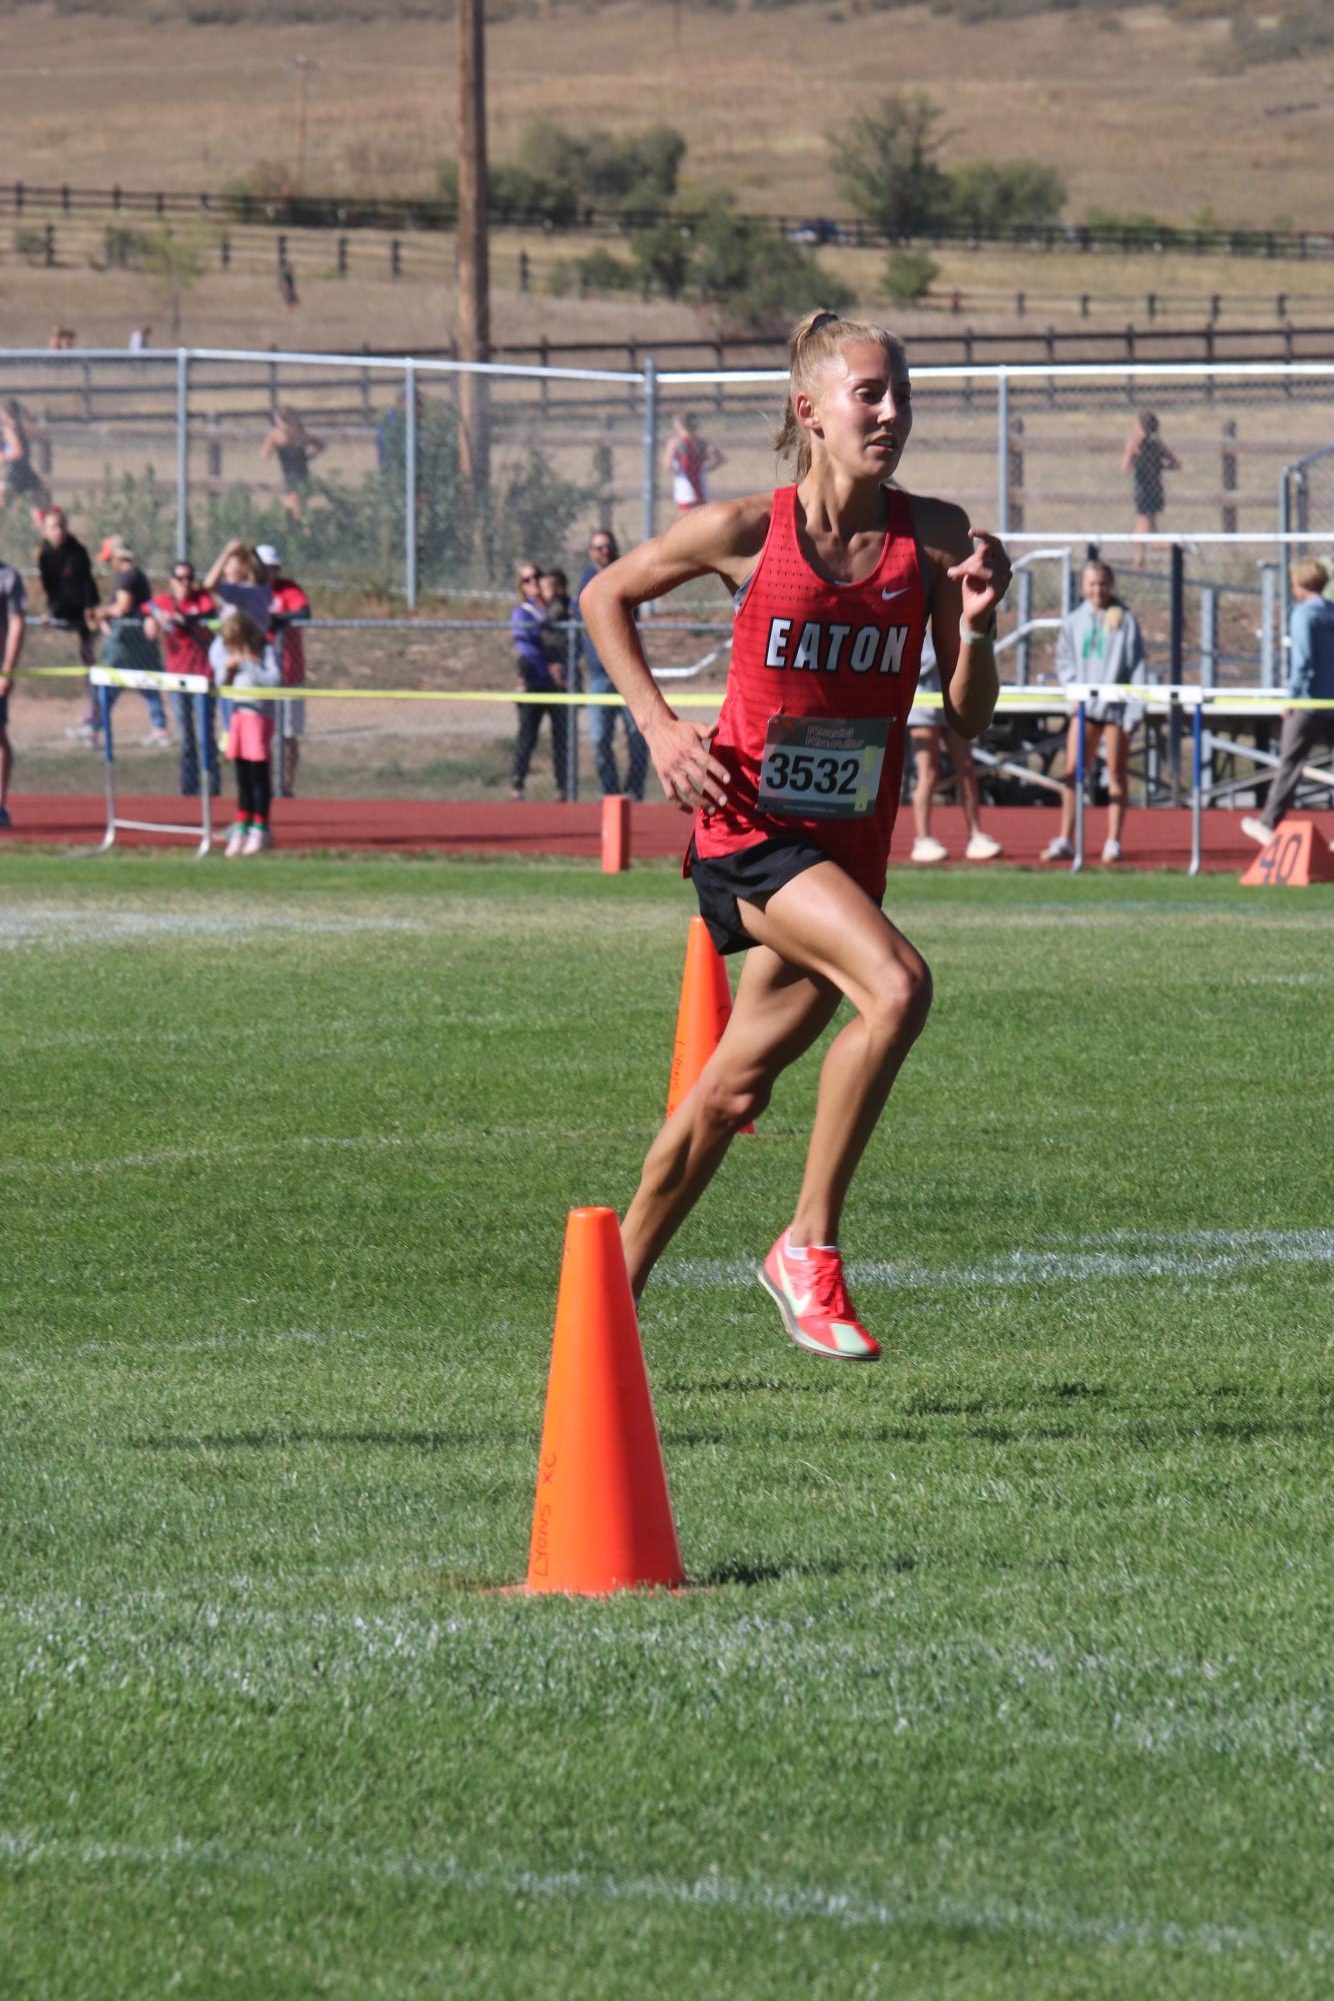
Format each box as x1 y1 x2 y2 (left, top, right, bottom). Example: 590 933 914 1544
1239 820 1334 887
601 794 631 873
666 915 753 1129
523 1207 685 1595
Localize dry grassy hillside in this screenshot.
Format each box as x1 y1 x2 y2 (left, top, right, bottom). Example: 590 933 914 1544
3 2 1332 226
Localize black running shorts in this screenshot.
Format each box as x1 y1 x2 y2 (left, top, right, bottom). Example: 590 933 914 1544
687 832 839 956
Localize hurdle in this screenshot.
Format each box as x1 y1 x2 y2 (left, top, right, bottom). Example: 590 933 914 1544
91 666 216 858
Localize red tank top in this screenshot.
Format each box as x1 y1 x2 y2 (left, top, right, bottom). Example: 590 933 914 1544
692 483 929 897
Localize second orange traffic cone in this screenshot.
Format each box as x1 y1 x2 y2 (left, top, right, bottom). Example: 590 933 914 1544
523 1207 685 1595
666 915 753 1128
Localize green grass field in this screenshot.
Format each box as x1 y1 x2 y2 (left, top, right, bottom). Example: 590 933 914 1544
1 851 1330 1999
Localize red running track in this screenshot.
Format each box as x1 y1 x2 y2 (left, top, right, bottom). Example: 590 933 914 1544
3 793 1330 873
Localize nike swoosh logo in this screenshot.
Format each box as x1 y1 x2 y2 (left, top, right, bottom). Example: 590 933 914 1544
880 587 909 602
777 1246 813 1315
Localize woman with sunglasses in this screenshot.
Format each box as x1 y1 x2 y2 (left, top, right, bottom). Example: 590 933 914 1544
149 560 221 797
583 308 1010 1362
510 559 568 803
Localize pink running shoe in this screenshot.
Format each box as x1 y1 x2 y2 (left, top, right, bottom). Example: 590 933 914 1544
759 1230 880 1362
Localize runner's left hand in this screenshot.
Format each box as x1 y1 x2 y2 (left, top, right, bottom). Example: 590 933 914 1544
948 531 1012 626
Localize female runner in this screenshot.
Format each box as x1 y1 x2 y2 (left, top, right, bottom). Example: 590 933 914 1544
581 310 1011 1361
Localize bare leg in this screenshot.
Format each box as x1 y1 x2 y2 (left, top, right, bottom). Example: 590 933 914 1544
739 865 932 1247
944 726 983 835
910 728 940 840
1132 513 1154 568
621 949 841 1296
1105 723 1129 844
1058 718 1103 845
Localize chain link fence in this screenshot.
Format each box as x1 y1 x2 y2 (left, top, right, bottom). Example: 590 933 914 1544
5 348 1333 812
4 350 1334 596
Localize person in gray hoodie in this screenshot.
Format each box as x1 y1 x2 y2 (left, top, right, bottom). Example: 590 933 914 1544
1043 558 1148 864
1242 557 1334 846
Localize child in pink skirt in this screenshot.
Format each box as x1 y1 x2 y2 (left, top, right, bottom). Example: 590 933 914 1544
217 608 281 857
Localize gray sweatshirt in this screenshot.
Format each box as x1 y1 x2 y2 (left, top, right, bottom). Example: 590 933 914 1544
1055 600 1148 727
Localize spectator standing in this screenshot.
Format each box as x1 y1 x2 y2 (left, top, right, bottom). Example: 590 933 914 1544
1 400 50 520
149 559 220 797
1122 410 1179 565
1043 559 1148 865
256 542 311 797
907 636 1003 862
37 507 100 743
128 325 151 351
90 537 171 745
510 559 568 803
216 608 281 857
203 540 273 630
576 528 648 800
1242 558 1334 847
203 541 275 739
663 411 724 511
0 555 27 828
260 406 324 522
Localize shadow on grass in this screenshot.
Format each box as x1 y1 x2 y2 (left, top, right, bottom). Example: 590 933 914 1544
697 1551 916 1588
130 1425 532 1453
658 1374 843 1397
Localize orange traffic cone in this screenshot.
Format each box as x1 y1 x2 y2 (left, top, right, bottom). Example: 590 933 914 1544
666 915 753 1128
1239 819 1334 887
523 1207 685 1595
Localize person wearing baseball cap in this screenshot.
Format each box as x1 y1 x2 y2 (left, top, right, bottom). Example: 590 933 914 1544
90 536 171 744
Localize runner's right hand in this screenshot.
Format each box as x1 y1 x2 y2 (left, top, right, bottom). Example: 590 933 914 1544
646 712 729 815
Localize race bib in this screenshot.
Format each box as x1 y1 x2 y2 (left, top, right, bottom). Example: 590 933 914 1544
757 714 889 819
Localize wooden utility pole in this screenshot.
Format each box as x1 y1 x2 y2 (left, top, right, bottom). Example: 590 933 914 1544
457 0 491 494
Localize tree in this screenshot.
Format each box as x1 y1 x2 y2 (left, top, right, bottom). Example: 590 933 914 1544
144 230 207 343
828 92 953 238
949 160 1066 236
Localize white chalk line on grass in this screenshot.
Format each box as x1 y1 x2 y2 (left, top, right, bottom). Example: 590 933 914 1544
0 1124 636 1181
659 1228 1334 1294
0 904 434 948
0 1830 1324 1964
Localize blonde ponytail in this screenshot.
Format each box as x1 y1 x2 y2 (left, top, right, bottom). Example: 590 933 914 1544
773 309 907 480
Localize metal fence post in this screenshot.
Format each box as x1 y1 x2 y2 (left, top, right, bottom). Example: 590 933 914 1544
565 618 580 802
175 346 190 560
1072 698 1085 874
1015 567 1032 685
404 359 417 609
1199 584 1216 798
1277 468 1291 650
996 366 1009 537
641 355 658 550
1168 542 1184 806
1189 701 1203 877
1260 562 1277 688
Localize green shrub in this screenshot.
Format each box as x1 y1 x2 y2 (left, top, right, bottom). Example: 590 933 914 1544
574 248 639 294
13 226 49 265
103 225 157 269
949 160 1065 235
882 248 939 304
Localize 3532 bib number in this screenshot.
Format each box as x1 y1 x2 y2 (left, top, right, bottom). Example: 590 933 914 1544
757 714 889 819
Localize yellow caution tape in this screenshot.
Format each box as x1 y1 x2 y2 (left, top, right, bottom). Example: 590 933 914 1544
21 666 1334 711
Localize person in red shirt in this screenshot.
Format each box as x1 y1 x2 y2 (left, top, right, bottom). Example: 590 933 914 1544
149 559 219 797
583 308 1010 1363
257 543 311 797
